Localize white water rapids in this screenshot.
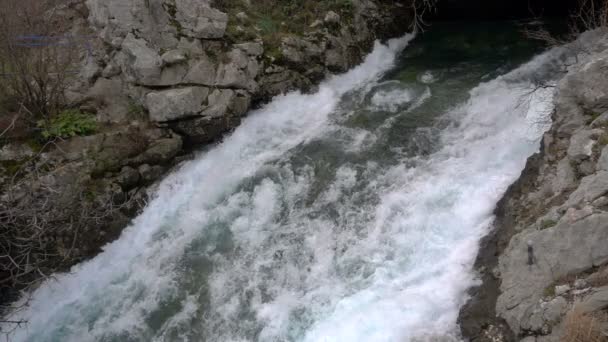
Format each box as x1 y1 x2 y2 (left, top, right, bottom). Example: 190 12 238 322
7 31 567 341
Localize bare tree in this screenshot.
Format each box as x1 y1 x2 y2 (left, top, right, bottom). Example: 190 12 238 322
0 0 79 129
523 0 608 46
410 0 438 33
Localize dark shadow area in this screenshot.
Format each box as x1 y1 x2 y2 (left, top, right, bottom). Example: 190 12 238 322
430 0 577 21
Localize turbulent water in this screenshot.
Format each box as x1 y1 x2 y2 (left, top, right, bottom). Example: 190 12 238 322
7 23 568 341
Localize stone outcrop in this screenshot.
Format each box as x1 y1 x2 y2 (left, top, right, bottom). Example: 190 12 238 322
459 29 608 342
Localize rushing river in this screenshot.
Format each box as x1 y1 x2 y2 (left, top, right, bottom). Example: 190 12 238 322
7 22 566 341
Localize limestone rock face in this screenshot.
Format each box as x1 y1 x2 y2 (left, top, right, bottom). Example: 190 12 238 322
146 87 209 122
460 30 608 342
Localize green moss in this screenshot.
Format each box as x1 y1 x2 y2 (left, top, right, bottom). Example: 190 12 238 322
127 100 146 119
543 284 556 298
540 219 557 230
599 132 608 146
0 159 24 176
38 109 97 140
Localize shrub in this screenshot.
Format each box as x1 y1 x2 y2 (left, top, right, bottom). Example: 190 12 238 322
38 109 97 139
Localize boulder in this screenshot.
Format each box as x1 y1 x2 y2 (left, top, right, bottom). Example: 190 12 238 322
563 171 608 208
120 34 162 85
567 129 601 163
175 0 228 39
129 134 182 165
183 57 217 86
201 89 251 118
215 48 260 91
146 87 209 122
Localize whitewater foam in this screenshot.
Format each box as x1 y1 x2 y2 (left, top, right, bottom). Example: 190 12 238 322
4 33 567 342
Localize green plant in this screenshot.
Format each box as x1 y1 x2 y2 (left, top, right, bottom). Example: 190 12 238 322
599 132 608 146
38 109 97 139
543 284 556 298
540 219 558 230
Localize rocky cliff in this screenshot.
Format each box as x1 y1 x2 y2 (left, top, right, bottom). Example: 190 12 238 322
459 28 608 342
0 0 414 305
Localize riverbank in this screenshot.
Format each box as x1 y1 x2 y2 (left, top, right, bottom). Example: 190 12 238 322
0 0 415 314
459 28 608 342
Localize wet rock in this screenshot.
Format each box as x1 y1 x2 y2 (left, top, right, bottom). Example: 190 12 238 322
146 87 208 122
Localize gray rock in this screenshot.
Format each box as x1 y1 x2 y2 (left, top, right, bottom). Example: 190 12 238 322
563 171 608 208
234 42 264 56
310 19 323 28
175 0 228 39
183 57 217 86
101 62 121 78
235 11 248 22
178 37 204 56
497 213 608 334
146 87 208 122
543 296 568 324
551 158 577 194
555 285 571 296
324 11 341 24
129 135 182 165
598 145 608 171
161 50 188 66
86 78 134 123
0 143 35 162
201 89 251 118
591 110 608 128
567 129 601 163
215 49 259 91
120 33 162 85
138 164 164 183
578 286 608 313
574 278 589 289
115 166 140 189
281 36 324 65
578 160 597 176
562 206 594 223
